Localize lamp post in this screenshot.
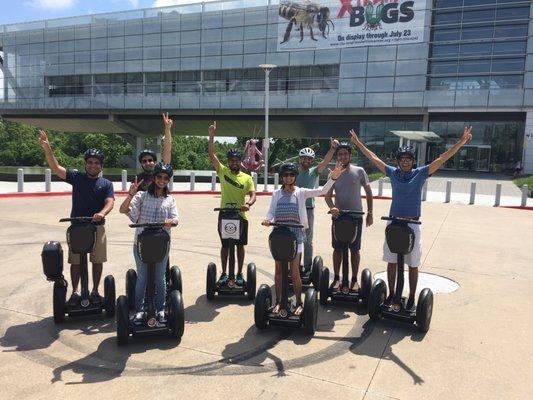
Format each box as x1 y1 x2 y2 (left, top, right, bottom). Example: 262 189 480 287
259 63 276 192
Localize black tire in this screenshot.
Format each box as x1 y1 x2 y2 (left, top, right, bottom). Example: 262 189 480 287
116 295 130 346
168 290 185 339
53 279 66 324
126 269 137 311
254 284 271 329
170 266 182 294
104 275 116 318
246 262 256 300
416 288 434 333
311 256 323 289
368 279 387 321
303 288 318 334
360 268 372 307
206 262 217 300
319 267 330 305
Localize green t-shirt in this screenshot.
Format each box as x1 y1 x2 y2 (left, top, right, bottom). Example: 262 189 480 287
296 165 319 208
217 164 255 219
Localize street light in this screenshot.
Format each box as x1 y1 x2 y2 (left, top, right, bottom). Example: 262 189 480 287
259 63 276 192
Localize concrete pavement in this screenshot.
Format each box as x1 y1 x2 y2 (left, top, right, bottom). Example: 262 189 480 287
0 195 531 399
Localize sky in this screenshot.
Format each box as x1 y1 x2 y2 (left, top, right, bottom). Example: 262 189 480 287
0 0 221 25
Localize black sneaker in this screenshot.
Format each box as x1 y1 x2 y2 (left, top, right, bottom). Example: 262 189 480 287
384 295 394 308
406 297 415 311
67 292 80 306
133 312 145 325
156 311 167 327
236 273 244 286
218 273 228 285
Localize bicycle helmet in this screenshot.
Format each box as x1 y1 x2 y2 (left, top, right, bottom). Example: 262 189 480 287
395 146 415 161
299 147 315 158
279 162 299 177
227 148 242 160
335 142 352 155
84 148 104 163
153 162 173 178
138 149 157 163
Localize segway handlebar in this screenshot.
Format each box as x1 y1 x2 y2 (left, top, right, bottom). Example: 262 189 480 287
214 202 240 212
269 221 303 228
381 216 421 225
59 217 96 223
129 222 177 228
327 210 365 216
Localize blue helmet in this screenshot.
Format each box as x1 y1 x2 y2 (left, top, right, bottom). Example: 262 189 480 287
227 148 242 160
153 162 173 178
279 162 299 176
84 148 104 163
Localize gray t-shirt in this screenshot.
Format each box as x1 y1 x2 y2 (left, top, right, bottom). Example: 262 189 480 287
329 164 369 212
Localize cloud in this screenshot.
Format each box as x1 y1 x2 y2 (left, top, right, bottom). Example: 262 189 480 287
29 0 75 9
153 0 218 7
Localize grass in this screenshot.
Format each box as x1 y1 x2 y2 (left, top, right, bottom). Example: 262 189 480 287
368 171 386 182
513 174 533 189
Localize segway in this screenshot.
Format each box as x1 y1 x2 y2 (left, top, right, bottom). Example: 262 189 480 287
288 256 323 290
116 222 184 345
319 210 372 306
206 203 256 300
41 217 115 323
367 217 433 333
254 222 318 334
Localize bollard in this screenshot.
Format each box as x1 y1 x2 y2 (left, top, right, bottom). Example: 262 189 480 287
121 170 127 191
274 173 279 190
469 181 476 205
190 171 195 191
17 168 24 192
211 171 217 191
45 168 51 192
378 178 383 197
168 175 174 191
494 182 501 206
422 180 428 201
444 180 452 203
252 172 258 190
522 184 528 207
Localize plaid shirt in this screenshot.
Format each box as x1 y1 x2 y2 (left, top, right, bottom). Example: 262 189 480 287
129 191 179 241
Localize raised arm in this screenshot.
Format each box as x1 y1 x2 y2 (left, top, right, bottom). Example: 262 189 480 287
162 112 173 165
39 129 66 180
208 121 221 172
120 176 143 215
349 129 386 174
428 126 472 175
317 137 339 174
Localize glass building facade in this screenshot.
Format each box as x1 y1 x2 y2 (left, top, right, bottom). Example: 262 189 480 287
0 0 532 173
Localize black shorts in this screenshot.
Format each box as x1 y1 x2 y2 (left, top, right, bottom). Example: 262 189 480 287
331 217 363 251
218 213 248 247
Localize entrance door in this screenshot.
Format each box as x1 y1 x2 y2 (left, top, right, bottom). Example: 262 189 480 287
476 146 491 171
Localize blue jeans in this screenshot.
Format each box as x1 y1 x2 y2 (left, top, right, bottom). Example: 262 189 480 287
133 244 168 313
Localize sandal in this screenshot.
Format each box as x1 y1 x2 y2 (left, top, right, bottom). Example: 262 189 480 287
349 277 360 292
294 303 304 316
329 275 340 291
269 302 281 315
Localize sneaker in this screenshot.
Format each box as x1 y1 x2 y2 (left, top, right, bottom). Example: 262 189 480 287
156 311 167 326
133 312 145 325
406 297 415 312
236 273 244 286
67 292 80 306
89 291 102 304
217 272 228 285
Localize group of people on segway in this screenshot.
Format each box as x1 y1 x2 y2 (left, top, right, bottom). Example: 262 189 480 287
38 111 473 337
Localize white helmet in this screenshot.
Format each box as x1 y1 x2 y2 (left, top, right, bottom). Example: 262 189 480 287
299 147 315 158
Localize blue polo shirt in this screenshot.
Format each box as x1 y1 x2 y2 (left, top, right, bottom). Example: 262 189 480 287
65 169 115 221
385 165 429 218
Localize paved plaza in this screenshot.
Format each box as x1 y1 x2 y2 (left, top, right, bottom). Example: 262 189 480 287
0 194 531 399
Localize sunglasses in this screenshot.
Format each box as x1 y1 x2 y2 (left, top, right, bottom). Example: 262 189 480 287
282 173 296 177
399 157 414 163
141 158 154 164
154 174 170 181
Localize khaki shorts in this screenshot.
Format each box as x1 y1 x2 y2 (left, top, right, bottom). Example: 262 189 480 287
68 225 107 264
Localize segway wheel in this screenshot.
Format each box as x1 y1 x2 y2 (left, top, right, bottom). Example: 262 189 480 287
126 269 137 311
254 284 271 329
53 279 66 324
116 295 130 346
168 289 185 339
319 267 330 305
360 268 372 307
303 288 318 334
104 275 116 318
416 288 434 333
246 262 256 300
368 279 387 321
311 256 323 289
206 262 217 300
170 266 183 294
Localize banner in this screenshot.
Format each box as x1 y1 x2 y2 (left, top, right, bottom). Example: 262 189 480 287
277 0 429 52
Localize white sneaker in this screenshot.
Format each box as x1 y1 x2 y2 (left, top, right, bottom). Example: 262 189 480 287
133 312 145 325
156 311 167 326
